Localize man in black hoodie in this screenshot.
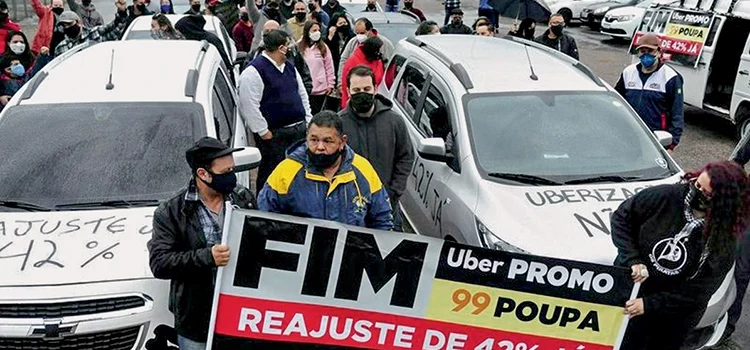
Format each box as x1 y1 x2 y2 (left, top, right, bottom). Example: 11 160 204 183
339 65 414 231
534 13 579 60
175 15 233 82
322 0 345 17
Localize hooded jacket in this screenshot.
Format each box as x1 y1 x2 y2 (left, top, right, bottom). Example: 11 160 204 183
210 0 243 33
340 94 414 201
611 183 735 316
440 21 472 34
534 29 579 60
67 0 105 28
30 0 54 55
258 140 393 230
340 45 384 108
322 1 346 17
301 43 335 96
337 29 393 85
175 15 232 72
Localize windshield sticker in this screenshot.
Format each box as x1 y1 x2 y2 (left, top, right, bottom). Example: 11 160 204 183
655 158 668 169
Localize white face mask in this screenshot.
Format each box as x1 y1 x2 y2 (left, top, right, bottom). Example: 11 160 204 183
309 31 321 41
356 33 367 43
9 42 25 55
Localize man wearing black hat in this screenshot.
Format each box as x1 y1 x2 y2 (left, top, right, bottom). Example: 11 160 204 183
440 8 472 35
148 137 255 350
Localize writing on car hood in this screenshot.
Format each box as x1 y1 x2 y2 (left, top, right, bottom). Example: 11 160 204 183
0 207 156 287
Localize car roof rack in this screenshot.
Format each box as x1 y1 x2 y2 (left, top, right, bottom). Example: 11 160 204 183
184 40 211 100
405 37 474 90
17 42 96 103
503 36 605 87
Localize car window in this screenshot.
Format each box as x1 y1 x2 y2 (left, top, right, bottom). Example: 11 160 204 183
374 24 418 47
214 70 236 133
124 29 218 40
384 55 406 90
465 92 673 182
212 76 233 144
417 83 447 138
395 63 427 124
705 17 721 47
218 23 233 54
0 102 206 208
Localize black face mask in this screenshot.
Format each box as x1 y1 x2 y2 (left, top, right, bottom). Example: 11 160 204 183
0 12 7 22
451 18 462 26
350 92 375 113
201 170 237 195
294 12 306 21
524 28 535 39
308 3 315 11
550 24 564 36
64 24 81 38
81 0 92 6
404 1 412 7
136 3 147 12
265 7 279 17
689 182 711 212
328 0 337 7
191 4 201 11
240 12 249 21
307 148 343 169
337 23 349 32
52 7 64 15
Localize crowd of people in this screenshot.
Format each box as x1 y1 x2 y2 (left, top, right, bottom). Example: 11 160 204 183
10 0 746 348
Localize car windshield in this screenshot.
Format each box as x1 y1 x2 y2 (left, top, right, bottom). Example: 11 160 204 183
341 2 371 12
0 102 206 209
464 91 675 183
124 28 217 40
373 23 417 44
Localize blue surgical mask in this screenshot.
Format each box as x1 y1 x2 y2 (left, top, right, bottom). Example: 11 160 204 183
161 4 171 12
639 53 657 68
10 64 25 77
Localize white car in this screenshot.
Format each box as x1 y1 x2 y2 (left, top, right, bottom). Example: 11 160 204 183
380 35 735 349
600 0 678 39
548 0 610 23
339 0 383 13
0 40 259 349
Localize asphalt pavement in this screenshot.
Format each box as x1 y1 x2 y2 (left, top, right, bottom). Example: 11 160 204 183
14 0 749 347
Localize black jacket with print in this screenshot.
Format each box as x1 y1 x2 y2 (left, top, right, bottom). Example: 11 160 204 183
611 183 735 315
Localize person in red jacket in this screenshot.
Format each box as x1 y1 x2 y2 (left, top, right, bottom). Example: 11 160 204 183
340 36 383 109
0 1 21 56
30 0 64 56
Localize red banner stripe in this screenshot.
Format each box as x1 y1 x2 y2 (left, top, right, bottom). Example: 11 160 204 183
632 32 703 56
214 294 616 350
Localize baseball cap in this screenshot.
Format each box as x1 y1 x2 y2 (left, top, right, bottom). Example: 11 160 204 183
450 8 463 15
58 11 81 23
636 33 661 50
185 137 242 170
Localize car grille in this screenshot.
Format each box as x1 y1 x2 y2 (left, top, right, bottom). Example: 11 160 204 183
601 27 627 35
0 326 141 350
0 296 147 319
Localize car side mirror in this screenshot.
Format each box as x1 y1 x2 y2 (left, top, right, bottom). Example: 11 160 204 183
233 147 262 172
654 130 673 148
234 51 248 66
418 138 453 163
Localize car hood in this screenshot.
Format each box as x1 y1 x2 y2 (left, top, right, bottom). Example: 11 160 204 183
585 1 631 10
0 207 156 287
605 5 645 16
474 174 682 265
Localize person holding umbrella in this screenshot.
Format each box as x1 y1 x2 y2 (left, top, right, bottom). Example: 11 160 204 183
534 13 578 59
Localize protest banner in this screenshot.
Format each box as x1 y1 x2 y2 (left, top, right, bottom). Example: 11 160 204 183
206 209 638 350
631 8 714 67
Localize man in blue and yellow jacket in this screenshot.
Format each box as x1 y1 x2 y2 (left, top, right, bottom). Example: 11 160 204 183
258 111 394 230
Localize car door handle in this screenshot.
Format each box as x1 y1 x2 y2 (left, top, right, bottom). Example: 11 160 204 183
741 70 750 76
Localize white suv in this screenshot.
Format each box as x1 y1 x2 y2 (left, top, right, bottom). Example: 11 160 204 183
0 40 259 349
380 34 734 349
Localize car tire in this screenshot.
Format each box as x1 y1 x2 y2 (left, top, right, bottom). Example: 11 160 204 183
738 115 750 141
559 8 573 25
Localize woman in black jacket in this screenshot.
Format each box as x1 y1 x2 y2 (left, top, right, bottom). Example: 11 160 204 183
612 160 750 350
325 12 354 81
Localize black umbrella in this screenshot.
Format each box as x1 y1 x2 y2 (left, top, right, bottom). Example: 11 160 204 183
490 0 551 22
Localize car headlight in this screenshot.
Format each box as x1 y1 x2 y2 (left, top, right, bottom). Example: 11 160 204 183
475 217 528 254
616 14 635 21
594 6 610 14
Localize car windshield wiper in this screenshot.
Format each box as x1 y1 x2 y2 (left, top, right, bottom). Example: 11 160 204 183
564 175 643 185
55 199 161 210
487 173 562 186
0 200 54 212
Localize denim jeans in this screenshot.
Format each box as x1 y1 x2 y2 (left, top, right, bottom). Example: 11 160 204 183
386 4 398 12
178 335 207 350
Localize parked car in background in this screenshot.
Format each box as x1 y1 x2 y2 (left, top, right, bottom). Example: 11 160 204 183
548 0 610 24
358 12 420 45
340 0 383 13
0 40 259 349
581 0 642 29
600 0 678 39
